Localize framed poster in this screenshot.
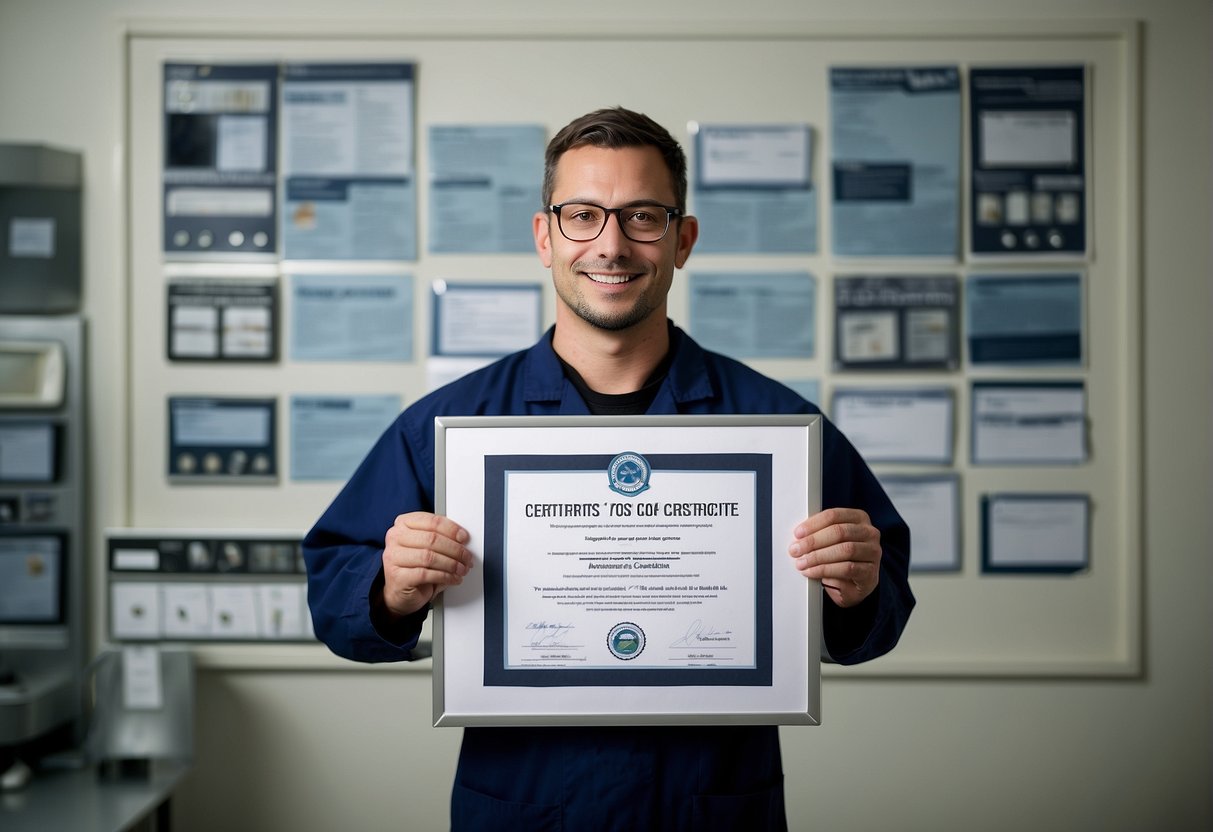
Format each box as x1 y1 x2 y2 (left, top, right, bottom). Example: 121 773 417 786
969 65 1088 257
166 278 278 362
163 62 279 259
432 415 822 726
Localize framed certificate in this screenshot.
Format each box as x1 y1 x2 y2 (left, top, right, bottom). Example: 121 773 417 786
432 414 822 727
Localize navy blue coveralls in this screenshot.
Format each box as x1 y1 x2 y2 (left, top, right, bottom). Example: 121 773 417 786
304 324 915 831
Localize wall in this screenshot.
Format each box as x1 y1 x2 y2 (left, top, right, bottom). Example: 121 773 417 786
0 1 1208 830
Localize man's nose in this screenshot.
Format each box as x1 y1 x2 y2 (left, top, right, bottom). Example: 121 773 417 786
594 211 633 254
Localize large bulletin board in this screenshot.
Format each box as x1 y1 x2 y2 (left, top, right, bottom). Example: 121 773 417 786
124 20 1141 676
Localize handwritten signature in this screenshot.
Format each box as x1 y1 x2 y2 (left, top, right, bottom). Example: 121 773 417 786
669 619 733 648
526 620 576 647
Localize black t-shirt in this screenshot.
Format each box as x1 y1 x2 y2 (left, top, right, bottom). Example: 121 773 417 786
555 341 676 416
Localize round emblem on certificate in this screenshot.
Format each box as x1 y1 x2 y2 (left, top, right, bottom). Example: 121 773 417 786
607 451 651 496
607 622 646 660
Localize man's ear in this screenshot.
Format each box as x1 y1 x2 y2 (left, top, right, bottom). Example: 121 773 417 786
674 215 699 270
534 211 554 268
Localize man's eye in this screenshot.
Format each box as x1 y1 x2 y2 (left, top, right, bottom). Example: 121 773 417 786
569 210 598 222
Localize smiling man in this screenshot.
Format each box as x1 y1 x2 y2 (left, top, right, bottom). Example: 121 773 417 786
303 107 914 830
535 140 696 400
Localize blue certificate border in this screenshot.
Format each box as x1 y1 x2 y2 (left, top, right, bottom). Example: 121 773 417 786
482 453 773 687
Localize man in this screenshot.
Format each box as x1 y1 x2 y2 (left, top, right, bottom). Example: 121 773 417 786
304 107 914 830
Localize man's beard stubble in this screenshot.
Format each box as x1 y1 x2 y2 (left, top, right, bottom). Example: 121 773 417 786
561 258 661 333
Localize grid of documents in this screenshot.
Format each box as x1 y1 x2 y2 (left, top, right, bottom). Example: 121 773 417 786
148 56 1100 651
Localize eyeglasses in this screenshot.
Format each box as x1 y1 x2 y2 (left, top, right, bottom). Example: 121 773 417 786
548 202 682 243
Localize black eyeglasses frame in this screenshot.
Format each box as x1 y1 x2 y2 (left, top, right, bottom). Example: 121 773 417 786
547 202 684 243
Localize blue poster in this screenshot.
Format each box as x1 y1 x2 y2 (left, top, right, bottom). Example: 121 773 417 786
689 272 815 359
290 274 413 362
966 273 1083 364
428 125 544 253
290 394 401 481
281 63 416 260
692 124 817 253
830 67 961 258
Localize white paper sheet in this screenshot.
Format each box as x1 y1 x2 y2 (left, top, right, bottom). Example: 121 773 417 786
832 389 954 464
972 383 1085 464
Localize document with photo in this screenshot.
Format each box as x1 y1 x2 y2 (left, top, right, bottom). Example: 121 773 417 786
834 274 959 370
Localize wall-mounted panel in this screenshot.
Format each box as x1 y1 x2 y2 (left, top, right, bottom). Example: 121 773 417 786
126 24 1140 676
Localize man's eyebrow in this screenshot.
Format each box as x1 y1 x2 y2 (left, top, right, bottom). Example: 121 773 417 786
560 198 672 207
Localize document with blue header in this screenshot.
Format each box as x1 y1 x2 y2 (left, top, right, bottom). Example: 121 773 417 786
428 125 544 253
290 274 413 362
289 394 401 481
281 63 416 260
971 381 1086 464
691 123 817 253
830 66 961 258
431 281 542 357
966 274 1083 364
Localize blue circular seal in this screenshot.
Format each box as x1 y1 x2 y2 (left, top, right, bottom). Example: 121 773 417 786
608 452 651 496
607 622 646 660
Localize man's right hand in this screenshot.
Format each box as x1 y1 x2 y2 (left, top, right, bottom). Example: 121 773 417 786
380 511 473 618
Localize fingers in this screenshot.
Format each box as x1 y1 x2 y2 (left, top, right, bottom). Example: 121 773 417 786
381 512 475 615
386 511 473 571
788 507 881 608
793 507 872 539
789 510 880 568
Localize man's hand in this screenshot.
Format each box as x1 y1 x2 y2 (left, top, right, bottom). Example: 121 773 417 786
381 512 473 618
788 507 881 608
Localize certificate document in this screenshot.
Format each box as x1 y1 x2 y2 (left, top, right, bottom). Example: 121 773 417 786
484 452 771 687
433 415 822 727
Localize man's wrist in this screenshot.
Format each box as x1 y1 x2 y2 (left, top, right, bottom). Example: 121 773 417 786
369 569 428 643
822 582 880 660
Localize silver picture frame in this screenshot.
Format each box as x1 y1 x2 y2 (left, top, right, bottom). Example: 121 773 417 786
432 414 822 727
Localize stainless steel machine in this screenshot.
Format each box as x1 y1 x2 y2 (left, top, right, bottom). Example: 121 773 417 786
0 144 86 789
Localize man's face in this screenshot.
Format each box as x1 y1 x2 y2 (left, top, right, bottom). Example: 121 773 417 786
534 145 697 333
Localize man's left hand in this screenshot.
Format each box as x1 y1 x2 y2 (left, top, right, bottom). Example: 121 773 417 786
788 507 881 608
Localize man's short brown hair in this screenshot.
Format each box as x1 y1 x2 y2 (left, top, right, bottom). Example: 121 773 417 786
542 107 688 211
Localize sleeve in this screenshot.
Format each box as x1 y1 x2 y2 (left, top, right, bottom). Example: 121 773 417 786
818 416 916 665
302 411 436 663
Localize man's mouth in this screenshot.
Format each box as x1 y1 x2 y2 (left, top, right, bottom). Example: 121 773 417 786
584 272 637 285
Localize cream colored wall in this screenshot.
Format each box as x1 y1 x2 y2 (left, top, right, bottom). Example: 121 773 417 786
0 1 1208 830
